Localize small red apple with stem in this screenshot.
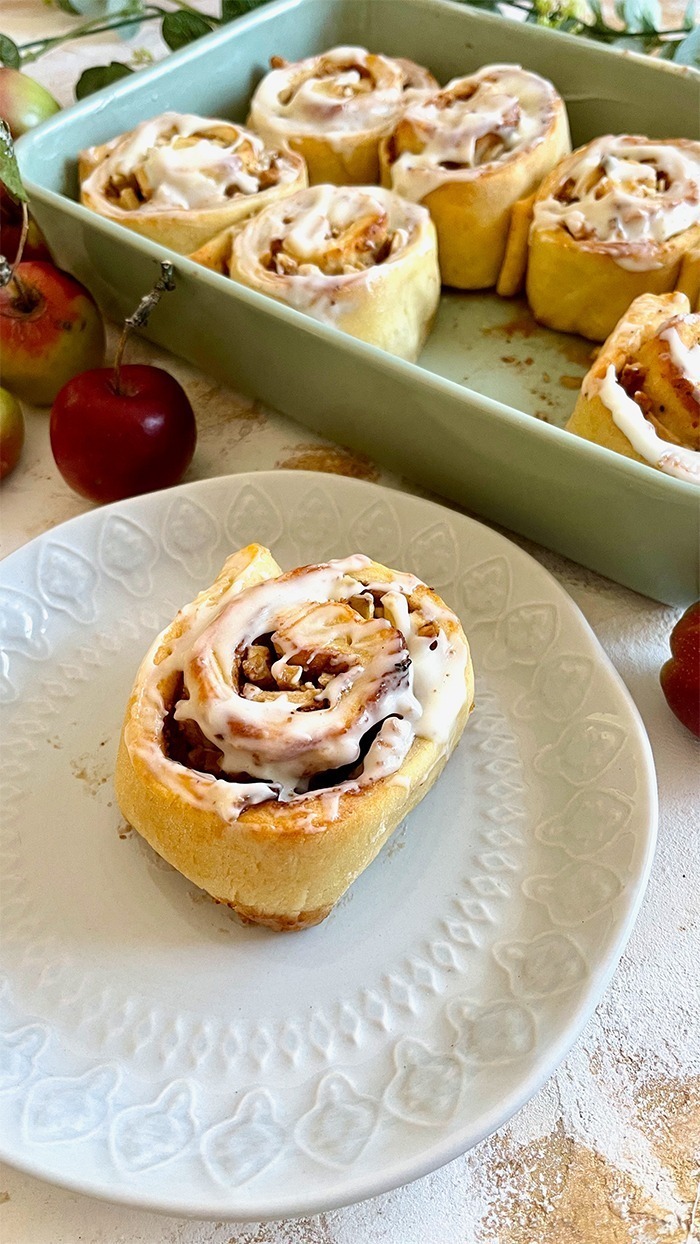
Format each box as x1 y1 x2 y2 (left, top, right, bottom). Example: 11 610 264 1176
0 120 105 407
1 260 106 405
50 262 197 503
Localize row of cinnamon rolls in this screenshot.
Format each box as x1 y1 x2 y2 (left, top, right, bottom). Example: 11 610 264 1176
78 46 699 482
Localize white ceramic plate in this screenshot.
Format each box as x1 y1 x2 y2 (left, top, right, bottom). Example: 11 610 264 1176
0 471 656 1219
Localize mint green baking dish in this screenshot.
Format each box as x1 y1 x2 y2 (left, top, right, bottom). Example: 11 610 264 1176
16 0 700 604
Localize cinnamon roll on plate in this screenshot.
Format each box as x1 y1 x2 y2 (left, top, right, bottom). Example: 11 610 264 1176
247 45 437 185
498 135 700 341
79 112 307 254
191 183 441 362
567 292 699 484
115 544 475 930
379 64 570 289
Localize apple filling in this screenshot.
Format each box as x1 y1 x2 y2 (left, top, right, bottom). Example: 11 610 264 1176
161 586 440 795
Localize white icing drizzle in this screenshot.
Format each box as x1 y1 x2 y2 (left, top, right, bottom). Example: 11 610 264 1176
387 65 562 202
661 324 700 395
231 184 430 318
130 554 469 824
598 363 700 483
248 45 431 139
82 112 297 212
533 136 700 271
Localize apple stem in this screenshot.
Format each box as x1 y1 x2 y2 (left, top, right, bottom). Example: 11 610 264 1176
0 201 32 308
112 261 176 395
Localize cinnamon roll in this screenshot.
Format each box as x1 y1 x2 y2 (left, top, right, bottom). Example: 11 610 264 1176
567 292 699 484
379 64 570 289
115 544 474 930
247 46 437 185
79 112 307 254
499 135 700 340
190 184 440 361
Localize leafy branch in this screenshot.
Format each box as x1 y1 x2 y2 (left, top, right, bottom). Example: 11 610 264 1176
0 0 270 95
0 0 696 93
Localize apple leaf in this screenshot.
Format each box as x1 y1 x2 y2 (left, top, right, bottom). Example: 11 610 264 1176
0 120 28 203
161 11 215 51
75 60 133 100
0 33 21 69
221 0 271 19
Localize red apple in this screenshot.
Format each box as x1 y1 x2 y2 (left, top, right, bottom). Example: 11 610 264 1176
660 602 700 739
0 67 60 138
0 386 25 480
50 364 196 502
0 262 105 405
0 186 52 263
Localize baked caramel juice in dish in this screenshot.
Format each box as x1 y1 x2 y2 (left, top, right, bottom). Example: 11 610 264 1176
79 112 307 254
379 64 570 289
567 291 700 483
115 545 475 930
498 135 700 340
191 184 441 362
247 46 437 185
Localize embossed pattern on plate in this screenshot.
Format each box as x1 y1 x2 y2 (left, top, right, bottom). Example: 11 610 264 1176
0 472 657 1219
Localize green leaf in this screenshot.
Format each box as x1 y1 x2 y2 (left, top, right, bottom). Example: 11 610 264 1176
0 119 28 202
221 0 270 19
75 60 133 99
0 32 20 68
674 21 700 63
53 0 81 12
161 10 214 51
684 0 698 27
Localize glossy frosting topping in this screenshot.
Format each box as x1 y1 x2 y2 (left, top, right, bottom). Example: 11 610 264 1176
386 65 563 201
248 45 435 138
231 184 429 311
131 552 470 823
83 113 299 212
598 364 700 482
590 309 700 483
533 136 700 269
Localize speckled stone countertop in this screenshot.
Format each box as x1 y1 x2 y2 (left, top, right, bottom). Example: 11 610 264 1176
1 4 698 1241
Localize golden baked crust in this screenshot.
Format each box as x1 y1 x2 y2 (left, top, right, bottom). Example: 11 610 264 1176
379 65 570 290
115 545 475 929
566 291 700 482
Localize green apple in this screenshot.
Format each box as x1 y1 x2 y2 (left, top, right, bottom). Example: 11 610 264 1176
0 67 60 139
0 386 25 480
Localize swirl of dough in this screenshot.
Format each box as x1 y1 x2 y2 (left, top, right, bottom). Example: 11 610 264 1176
248 45 437 184
79 112 307 253
500 135 700 340
380 64 570 289
115 544 474 929
123 545 472 821
532 136 700 267
192 183 440 361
